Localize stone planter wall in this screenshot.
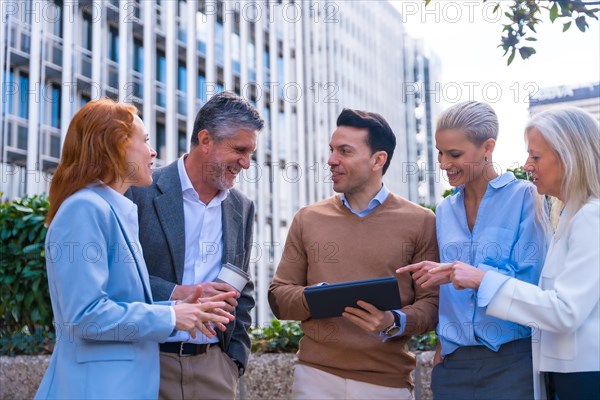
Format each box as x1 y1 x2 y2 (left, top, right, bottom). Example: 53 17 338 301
0 355 50 400
413 351 434 400
243 352 435 400
241 353 297 399
1 352 434 399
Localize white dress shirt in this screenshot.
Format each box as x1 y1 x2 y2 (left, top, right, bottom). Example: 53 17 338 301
167 155 229 344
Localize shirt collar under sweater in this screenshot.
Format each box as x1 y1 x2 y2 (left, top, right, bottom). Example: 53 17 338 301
340 184 390 217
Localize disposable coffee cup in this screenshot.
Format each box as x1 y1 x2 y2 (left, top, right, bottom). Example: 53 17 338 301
215 263 250 292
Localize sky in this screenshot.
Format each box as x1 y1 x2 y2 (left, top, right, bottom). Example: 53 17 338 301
391 0 600 171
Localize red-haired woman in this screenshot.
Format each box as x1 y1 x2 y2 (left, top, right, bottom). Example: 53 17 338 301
36 99 236 400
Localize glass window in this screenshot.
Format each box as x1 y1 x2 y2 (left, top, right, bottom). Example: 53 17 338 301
50 85 61 128
134 40 144 73
197 74 206 102
264 50 269 83
3 70 14 115
248 42 256 70
80 93 91 107
232 33 241 74
82 14 92 51
196 10 208 45
133 77 143 98
177 0 186 17
18 72 29 119
178 63 187 91
177 0 187 42
278 112 285 158
264 106 271 132
108 27 119 62
232 33 240 62
157 50 166 82
156 122 166 159
178 130 186 156
277 56 284 96
49 1 63 37
21 0 32 24
197 41 206 55
216 23 224 65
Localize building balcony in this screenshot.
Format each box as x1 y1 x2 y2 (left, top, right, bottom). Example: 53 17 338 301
44 35 63 68
39 125 61 170
1 114 28 166
131 72 143 100
198 41 206 56
43 36 63 81
154 3 166 34
6 18 31 66
177 20 187 44
75 47 93 80
106 61 119 90
156 83 166 109
176 90 187 116
130 1 143 24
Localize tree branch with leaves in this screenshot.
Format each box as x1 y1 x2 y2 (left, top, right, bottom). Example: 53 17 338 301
425 0 600 65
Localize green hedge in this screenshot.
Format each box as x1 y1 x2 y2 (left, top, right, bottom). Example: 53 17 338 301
0 194 436 355
0 194 54 355
250 320 436 353
250 319 302 354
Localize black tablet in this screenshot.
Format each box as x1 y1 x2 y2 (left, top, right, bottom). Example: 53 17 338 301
303 276 402 320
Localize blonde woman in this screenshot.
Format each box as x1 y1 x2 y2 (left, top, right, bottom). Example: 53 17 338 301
435 107 600 399
398 101 551 399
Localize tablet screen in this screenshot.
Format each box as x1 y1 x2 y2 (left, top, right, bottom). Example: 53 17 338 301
304 276 401 319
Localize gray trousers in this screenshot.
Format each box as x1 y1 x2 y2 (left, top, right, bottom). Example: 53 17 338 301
431 338 533 400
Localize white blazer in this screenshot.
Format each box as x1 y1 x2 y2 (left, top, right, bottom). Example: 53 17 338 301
487 198 600 398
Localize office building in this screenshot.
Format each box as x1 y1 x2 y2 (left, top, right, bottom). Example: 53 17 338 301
1 0 440 323
529 82 600 121
403 37 444 206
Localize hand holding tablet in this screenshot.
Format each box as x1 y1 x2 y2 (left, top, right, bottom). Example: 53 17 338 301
304 276 402 319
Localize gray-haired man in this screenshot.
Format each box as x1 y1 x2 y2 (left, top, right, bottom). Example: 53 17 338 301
129 92 264 399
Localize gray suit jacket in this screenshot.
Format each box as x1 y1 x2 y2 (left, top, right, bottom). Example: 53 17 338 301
128 161 255 371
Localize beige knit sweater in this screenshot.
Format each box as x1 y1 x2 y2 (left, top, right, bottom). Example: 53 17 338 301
268 194 439 389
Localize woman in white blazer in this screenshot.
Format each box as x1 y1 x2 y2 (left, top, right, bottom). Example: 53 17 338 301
36 99 236 400
434 106 600 399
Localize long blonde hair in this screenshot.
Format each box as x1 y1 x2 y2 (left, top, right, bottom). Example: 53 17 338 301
525 107 600 231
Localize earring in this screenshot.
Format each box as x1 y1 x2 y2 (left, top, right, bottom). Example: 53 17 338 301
484 156 488 163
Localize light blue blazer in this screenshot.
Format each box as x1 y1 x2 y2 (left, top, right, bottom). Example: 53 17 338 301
35 186 174 400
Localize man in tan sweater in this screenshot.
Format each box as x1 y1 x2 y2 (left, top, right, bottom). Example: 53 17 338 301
268 108 439 399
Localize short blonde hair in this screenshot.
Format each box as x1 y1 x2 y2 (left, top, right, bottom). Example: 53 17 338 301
436 101 499 145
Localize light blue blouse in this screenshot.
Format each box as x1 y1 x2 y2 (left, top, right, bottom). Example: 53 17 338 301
436 172 550 356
